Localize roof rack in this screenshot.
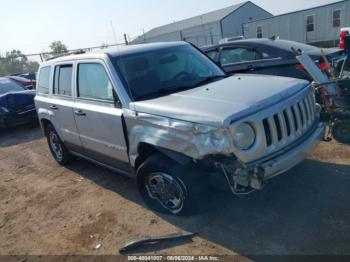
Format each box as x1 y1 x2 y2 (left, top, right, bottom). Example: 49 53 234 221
45 49 86 61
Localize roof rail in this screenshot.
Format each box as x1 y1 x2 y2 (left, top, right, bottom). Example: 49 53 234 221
45 50 86 61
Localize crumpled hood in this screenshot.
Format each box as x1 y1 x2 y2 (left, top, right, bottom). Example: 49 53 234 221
132 74 309 126
0 90 36 111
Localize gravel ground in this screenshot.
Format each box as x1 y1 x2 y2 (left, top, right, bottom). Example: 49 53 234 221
0 125 349 259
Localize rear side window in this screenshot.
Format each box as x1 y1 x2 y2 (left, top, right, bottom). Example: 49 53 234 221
219 47 257 65
77 63 114 102
37 66 51 94
53 65 73 97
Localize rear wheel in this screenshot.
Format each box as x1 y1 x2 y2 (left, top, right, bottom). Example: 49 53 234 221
45 124 74 165
136 153 206 216
332 121 350 145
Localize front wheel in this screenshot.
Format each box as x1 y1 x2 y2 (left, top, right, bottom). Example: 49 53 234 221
136 153 206 216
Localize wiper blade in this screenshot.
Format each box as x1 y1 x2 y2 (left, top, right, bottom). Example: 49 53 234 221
136 88 177 100
193 75 227 88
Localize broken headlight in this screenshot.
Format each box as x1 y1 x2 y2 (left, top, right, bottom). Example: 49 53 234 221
231 123 256 150
194 124 232 151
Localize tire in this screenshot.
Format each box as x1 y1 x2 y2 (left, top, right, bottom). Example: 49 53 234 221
136 153 207 216
332 121 350 145
45 124 74 165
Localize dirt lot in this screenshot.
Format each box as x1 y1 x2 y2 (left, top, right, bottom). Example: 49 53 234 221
0 125 350 258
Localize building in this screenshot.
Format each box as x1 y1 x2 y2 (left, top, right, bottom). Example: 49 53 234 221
132 1 272 46
243 0 350 47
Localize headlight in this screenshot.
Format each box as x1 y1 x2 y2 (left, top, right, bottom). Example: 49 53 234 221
232 123 256 150
194 124 231 152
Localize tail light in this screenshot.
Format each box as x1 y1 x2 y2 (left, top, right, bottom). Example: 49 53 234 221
295 64 304 71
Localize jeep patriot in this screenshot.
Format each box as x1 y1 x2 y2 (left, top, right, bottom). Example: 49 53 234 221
35 42 324 215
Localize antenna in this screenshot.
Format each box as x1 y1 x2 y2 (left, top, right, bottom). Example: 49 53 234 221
110 21 118 44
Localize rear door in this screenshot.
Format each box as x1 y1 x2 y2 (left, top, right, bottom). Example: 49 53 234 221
49 63 83 152
73 60 130 172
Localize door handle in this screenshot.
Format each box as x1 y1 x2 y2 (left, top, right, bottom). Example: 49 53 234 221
50 105 58 110
74 110 86 116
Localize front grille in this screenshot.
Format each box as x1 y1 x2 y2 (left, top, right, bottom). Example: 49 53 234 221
262 90 316 148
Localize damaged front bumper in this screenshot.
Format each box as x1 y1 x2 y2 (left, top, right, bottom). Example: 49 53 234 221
219 122 325 193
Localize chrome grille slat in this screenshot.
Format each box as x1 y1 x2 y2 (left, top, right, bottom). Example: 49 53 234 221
278 112 288 141
307 94 315 122
261 88 317 151
299 101 307 128
267 117 279 144
286 108 296 134
303 98 311 124
292 105 302 132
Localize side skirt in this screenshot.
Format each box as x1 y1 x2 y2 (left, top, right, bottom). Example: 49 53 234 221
69 151 135 179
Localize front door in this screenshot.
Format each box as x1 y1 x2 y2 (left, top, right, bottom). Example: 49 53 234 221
73 61 130 171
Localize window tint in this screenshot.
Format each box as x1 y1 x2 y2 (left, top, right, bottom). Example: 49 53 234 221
206 50 218 60
37 66 51 94
53 65 72 96
333 10 341 28
219 47 257 65
77 63 114 102
257 26 263 38
307 15 314 32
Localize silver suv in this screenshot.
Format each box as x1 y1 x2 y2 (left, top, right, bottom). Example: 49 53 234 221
35 42 324 215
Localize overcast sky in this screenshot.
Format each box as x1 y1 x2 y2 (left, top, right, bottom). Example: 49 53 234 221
0 0 341 55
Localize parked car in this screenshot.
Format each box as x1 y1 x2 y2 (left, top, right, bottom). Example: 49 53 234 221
202 38 344 81
35 42 324 215
0 77 37 128
8 75 36 90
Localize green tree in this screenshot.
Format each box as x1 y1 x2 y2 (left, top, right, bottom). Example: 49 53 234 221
0 50 39 76
49 41 68 55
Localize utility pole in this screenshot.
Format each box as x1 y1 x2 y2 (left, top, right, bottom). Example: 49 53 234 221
110 21 118 44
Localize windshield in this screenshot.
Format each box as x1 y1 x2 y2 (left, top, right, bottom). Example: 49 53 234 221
0 78 25 95
113 44 226 101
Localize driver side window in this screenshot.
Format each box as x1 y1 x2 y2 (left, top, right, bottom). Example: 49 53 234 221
77 63 118 104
